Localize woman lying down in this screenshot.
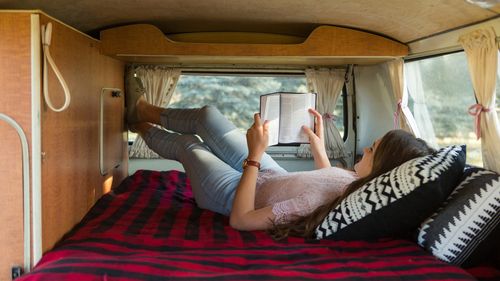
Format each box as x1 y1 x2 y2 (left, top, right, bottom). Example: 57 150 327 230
126 74 434 240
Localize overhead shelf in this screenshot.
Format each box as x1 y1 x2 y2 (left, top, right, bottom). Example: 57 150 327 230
100 24 408 66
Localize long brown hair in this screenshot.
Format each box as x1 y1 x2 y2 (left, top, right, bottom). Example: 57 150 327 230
268 129 435 240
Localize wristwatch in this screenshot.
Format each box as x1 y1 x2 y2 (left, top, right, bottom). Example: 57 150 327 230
242 159 261 170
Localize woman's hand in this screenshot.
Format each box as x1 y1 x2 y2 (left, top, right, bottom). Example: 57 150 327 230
302 108 330 169
246 113 269 161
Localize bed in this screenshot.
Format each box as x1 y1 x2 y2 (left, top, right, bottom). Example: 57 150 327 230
18 170 500 280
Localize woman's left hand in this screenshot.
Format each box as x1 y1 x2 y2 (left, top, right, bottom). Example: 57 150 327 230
246 113 269 161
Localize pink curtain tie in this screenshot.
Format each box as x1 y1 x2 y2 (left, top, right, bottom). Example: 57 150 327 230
393 99 402 129
468 104 490 140
323 113 336 121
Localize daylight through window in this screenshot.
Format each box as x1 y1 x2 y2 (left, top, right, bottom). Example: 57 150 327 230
405 52 483 166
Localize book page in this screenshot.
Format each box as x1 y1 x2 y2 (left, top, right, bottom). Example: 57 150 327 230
278 93 316 143
260 94 280 146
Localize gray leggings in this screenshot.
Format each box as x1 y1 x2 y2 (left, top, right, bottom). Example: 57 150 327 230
143 105 286 215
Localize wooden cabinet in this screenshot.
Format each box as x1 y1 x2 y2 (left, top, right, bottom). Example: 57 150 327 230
0 11 127 280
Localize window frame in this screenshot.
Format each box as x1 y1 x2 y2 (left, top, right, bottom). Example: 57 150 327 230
128 68 350 159
404 49 465 63
496 55 500 113
341 83 348 142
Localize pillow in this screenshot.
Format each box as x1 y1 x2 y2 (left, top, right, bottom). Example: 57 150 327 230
315 145 466 240
417 166 500 267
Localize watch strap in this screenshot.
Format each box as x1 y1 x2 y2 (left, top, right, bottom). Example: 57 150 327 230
243 159 261 169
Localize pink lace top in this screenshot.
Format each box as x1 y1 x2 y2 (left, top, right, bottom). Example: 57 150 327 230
254 167 358 224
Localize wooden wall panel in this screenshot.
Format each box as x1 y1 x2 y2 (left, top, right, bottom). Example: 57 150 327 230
0 12 31 281
39 14 126 252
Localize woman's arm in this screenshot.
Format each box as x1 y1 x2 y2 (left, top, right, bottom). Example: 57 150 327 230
229 113 276 231
302 108 331 169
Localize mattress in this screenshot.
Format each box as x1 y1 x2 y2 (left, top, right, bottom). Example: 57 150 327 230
18 170 499 280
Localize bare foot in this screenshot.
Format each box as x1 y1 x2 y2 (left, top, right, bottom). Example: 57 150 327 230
125 74 146 124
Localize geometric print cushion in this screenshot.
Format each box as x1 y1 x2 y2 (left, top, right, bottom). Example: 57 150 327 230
315 145 466 240
417 166 500 266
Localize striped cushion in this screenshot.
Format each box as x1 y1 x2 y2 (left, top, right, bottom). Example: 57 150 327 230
315 145 466 240
417 166 500 266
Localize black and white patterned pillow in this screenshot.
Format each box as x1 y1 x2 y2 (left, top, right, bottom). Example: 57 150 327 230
315 145 466 240
417 167 500 266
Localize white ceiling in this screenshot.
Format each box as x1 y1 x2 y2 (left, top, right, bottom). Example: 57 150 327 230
1 0 499 43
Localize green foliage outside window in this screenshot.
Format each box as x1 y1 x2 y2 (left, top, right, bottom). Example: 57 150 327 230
170 75 307 131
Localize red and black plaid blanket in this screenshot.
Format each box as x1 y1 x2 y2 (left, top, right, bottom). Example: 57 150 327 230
19 170 499 280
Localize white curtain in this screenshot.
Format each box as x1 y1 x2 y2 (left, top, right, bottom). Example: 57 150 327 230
385 59 421 137
129 65 181 158
405 62 438 148
459 27 500 173
297 68 348 163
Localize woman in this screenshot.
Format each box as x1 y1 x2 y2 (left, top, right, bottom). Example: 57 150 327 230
126 74 435 239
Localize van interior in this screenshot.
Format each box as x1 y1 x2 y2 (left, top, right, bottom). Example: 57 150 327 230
1 0 500 280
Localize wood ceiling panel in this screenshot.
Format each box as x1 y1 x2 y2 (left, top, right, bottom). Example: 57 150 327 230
1 0 498 43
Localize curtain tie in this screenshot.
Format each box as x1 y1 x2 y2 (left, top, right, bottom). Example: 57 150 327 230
393 99 402 129
323 113 336 121
468 104 490 139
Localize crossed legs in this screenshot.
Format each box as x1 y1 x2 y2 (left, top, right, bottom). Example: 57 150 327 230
130 97 286 215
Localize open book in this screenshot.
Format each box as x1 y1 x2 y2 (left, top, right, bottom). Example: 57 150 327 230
260 92 317 146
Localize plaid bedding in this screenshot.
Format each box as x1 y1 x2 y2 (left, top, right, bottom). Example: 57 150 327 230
19 170 498 281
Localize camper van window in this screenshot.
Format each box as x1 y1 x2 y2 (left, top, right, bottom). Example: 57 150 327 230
127 73 345 144
405 52 482 167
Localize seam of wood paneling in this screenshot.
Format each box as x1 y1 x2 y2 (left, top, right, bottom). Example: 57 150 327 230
30 13 43 266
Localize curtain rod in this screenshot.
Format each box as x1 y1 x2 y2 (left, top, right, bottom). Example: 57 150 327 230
128 64 347 74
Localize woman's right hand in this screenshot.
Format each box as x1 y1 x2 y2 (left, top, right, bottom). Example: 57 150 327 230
246 113 269 161
302 108 330 169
